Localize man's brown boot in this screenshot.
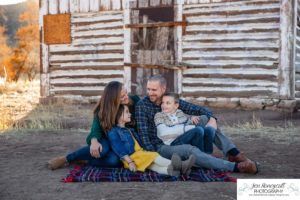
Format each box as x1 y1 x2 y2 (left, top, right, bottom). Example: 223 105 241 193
228 152 251 163
237 160 258 174
47 156 68 170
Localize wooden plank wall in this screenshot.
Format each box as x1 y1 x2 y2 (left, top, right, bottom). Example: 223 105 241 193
46 0 124 13
48 10 124 101
129 0 173 8
181 0 280 99
296 0 300 98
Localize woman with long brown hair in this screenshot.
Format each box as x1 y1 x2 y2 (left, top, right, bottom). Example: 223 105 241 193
47 81 140 169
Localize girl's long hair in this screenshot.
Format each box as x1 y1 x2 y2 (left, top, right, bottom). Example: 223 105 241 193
93 81 122 134
115 104 126 126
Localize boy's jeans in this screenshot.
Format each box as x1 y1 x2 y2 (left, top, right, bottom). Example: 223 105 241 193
66 139 121 168
171 127 205 152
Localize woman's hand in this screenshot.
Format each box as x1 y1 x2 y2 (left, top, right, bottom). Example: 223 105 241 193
90 138 102 158
190 116 200 125
128 162 137 172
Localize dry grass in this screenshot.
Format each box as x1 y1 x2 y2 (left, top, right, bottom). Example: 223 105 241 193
223 113 299 144
227 112 295 130
0 80 93 132
234 113 263 129
1 80 298 135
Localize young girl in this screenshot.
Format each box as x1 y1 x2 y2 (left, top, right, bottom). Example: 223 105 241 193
108 105 195 176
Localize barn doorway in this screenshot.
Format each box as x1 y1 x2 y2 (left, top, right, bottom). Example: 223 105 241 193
128 6 176 96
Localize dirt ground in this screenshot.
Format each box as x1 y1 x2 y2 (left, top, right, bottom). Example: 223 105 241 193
0 109 299 200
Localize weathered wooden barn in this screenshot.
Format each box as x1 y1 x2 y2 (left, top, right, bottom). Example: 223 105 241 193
39 0 300 110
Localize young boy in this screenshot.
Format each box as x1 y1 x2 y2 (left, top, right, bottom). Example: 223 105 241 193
154 92 215 154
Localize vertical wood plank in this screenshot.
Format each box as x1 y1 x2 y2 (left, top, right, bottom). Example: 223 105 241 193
90 0 100 12
279 0 295 99
150 0 160 7
70 0 80 13
124 2 131 92
142 15 148 45
129 0 137 9
174 1 183 94
136 50 152 96
79 0 90 12
112 0 121 10
39 0 48 27
139 0 149 8
162 0 173 6
191 0 200 4
49 0 58 14
100 0 111 11
174 0 184 5
40 0 50 97
59 0 69 13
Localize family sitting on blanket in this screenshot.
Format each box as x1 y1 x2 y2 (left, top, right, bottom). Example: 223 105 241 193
48 75 258 175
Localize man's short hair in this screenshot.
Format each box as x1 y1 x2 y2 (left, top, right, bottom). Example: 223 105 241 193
148 74 167 88
163 92 180 103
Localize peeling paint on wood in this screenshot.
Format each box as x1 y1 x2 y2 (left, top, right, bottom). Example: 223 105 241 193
70 0 80 13
278 0 294 99
45 10 124 98
40 0 49 97
124 5 131 92
79 0 89 12
90 0 100 12
100 0 112 11
59 0 69 13
295 0 300 98
49 0 58 14
182 0 281 99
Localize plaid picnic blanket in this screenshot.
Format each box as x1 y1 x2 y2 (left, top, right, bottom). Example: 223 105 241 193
63 166 236 183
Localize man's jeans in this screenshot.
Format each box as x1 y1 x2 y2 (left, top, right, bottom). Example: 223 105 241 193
197 115 236 156
158 144 235 171
158 116 237 171
66 139 121 168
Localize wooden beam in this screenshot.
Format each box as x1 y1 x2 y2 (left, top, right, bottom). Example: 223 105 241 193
124 63 187 70
182 90 275 98
278 0 296 99
125 21 187 29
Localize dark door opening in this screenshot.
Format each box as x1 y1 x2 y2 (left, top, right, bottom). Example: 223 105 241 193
130 6 175 96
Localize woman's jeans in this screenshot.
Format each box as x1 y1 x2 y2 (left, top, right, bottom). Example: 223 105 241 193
66 139 121 167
